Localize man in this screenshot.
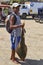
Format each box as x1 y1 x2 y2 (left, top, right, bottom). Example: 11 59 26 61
10 3 25 62
0 8 6 23
0 8 2 21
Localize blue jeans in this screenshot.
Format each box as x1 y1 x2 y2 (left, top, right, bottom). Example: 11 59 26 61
11 34 21 50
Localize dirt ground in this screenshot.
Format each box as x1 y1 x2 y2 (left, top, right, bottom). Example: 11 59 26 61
0 17 43 65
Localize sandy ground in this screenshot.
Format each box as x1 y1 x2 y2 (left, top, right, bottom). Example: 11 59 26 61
0 17 43 65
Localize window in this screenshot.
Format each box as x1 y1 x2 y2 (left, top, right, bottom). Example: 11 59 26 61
22 5 27 9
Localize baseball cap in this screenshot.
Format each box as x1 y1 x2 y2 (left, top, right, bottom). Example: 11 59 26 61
11 3 20 8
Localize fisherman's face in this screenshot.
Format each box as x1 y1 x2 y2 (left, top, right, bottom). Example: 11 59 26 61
13 6 20 14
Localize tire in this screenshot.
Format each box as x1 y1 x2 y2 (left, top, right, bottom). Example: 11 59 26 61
34 15 40 22
32 15 34 19
39 17 43 23
21 13 27 19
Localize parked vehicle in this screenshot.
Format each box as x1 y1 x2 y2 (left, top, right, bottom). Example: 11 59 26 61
19 4 30 19
30 2 43 18
34 7 43 22
0 4 10 23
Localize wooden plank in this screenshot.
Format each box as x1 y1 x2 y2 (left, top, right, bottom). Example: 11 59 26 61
0 4 10 8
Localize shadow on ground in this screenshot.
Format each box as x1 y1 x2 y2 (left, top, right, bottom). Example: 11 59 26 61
17 59 43 65
0 23 5 27
21 18 33 20
0 25 5 27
